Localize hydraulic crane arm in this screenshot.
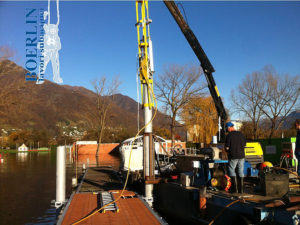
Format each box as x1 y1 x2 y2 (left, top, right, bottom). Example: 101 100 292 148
163 0 228 142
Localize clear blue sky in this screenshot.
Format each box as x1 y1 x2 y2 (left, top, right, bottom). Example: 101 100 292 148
1 1 300 118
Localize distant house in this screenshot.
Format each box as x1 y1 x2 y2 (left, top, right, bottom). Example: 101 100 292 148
18 144 28 151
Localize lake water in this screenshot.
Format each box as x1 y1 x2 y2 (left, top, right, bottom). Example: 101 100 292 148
0 151 74 225
0 149 122 225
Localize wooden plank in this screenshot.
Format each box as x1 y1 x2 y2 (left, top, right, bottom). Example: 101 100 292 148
61 193 162 225
80 167 123 193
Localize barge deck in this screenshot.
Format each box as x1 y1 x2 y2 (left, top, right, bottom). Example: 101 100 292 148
57 167 166 225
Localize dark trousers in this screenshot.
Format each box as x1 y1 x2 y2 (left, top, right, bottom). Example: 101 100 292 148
295 152 300 175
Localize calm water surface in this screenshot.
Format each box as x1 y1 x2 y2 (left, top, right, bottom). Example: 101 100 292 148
0 151 74 225
0 149 177 225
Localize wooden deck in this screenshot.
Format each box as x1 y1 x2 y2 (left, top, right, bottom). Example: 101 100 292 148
58 167 165 225
61 191 163 225
79 167 123 192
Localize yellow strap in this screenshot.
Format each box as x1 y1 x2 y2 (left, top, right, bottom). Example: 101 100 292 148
144 103 154 108
214 85 220 97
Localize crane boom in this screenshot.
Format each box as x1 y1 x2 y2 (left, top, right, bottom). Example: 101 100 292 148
164 1 228 142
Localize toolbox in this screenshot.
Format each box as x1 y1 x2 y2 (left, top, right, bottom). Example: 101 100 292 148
260 171 289 197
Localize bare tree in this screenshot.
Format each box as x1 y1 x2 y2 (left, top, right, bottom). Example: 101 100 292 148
231 72 266 140
92 76 121 156
258 66 300 140
155 64 205 147
232 66 300 141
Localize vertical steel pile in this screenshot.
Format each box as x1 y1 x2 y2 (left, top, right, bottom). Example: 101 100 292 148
135 0 155 206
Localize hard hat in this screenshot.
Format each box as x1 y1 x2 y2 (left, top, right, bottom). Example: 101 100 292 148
259 161 273 170
225 122 234 128
211 178 218 187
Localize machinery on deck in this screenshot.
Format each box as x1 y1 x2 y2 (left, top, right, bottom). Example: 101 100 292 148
244 142 264 177
281 138 297 169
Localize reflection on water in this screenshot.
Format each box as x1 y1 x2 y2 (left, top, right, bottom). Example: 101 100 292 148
0 151 74 225
25 208 57 225
17 152 28 162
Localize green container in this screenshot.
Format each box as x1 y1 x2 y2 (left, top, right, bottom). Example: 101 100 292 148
256 137 296 165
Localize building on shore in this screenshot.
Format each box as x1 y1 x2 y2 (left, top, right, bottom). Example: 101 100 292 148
18 143 28 151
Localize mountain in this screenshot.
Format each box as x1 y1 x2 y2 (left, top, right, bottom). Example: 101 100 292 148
282 110 300 129
0 60 179 142
0 60 94 131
